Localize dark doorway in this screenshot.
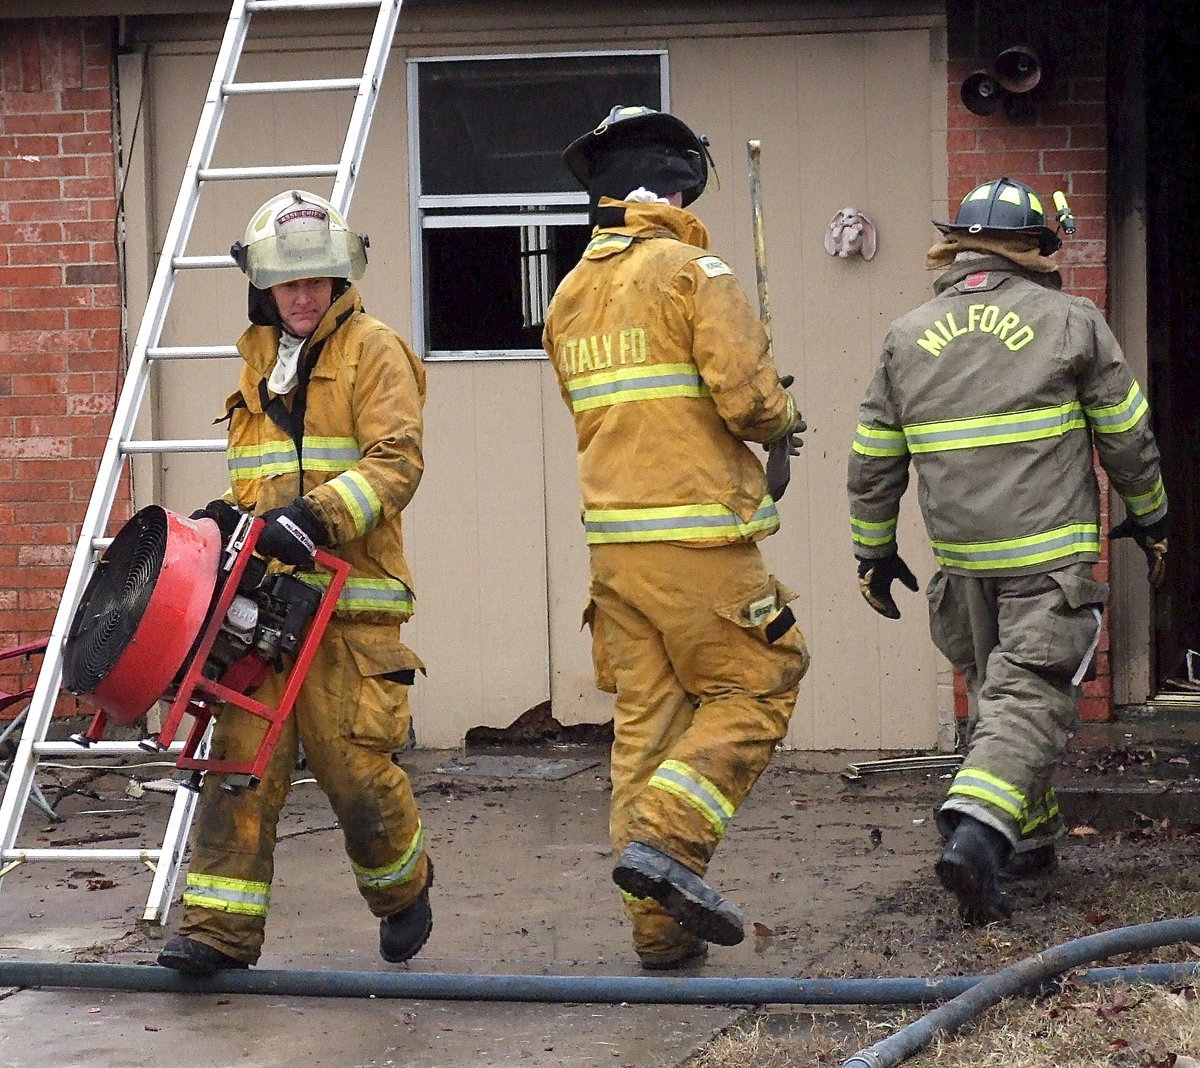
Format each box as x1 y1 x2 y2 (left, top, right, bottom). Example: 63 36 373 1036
1122 1 1200 693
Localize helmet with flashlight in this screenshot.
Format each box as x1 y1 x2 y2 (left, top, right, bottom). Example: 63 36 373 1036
935 177 1074 256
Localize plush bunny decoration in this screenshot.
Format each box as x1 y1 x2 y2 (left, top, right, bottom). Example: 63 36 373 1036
824 208 877 261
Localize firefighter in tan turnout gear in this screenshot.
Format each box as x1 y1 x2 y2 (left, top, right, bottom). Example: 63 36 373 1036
848 178 1168 925
544 106 811 968
158 190 434 975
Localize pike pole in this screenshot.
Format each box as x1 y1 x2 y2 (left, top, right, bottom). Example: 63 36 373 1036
747 139 772 348
747 138 801 502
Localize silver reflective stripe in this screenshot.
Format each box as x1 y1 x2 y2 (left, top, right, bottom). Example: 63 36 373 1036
904 402 1084 453
351 824 423 889
649 759 735 837
584 500 779 543
183 873 270 916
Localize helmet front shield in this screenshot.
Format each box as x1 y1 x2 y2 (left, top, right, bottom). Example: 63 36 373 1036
242 228 368 290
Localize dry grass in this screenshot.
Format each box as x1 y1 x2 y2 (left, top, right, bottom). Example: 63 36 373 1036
685 825 1200 1068
688 985 1200 1067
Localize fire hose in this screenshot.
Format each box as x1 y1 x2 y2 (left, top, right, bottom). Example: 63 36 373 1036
0 918 1196 1009
843 915 1200 1068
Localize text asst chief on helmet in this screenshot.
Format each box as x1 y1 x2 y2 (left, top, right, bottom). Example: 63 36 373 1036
157 190 436 976
847 177 1168 925
544 106 811 969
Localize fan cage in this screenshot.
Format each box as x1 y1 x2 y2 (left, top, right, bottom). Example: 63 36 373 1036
63 508 169 695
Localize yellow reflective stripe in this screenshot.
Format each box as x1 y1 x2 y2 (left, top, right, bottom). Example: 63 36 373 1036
931 523 1100 570
1085 382 1149 434
947 766 1026 820
1019 788 1060 835
1123 475 1166 519
851 514 898 549
584 497 779 544
649 759 736 838
303 435 361 472
852 423 908 457
351 822 424 890
227 441 299 480
584 233 633 257
328 469 382 536
300 573 414 614
569 363 711 412
183 872 270 916
904 401 1085 453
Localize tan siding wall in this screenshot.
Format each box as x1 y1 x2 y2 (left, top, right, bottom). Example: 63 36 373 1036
127 6 945 749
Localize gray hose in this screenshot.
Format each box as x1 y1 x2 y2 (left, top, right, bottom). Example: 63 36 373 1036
843 916 1200 1068
0 956 1195 1004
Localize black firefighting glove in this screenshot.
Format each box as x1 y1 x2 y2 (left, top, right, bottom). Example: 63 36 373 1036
1109 513 1168 590
256 498 328 569
856 553 919 620
765 375 806 502
189 499 243 544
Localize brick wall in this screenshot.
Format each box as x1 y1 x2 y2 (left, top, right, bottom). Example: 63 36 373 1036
0 18 130 716
947 1 1112 720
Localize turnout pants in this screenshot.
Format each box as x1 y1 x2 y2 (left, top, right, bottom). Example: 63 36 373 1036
587 541 809 960
928 563 1107 853
177 618 429 964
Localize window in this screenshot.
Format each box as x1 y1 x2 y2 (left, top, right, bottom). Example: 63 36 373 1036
408 52 666 360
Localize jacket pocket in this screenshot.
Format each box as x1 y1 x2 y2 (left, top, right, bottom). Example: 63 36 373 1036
1046 568 1107 684
925 570 975 672
582 599 617 694
340 628 426 750
714 576 810 691
1047 568 1109 610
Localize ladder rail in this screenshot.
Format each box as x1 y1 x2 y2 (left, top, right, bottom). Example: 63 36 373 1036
331 0 403 209
0 1 254 867
0 0 404 924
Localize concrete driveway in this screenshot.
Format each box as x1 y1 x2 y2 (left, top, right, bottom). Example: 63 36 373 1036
2 715 1195 1068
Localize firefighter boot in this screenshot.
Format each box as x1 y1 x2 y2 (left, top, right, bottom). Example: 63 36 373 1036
612 842 745 946
379 861 433 964
157 935 250 977
935 816 1014 926
1002 843 1057 881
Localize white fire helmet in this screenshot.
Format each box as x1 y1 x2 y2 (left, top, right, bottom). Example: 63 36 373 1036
233 190 368 289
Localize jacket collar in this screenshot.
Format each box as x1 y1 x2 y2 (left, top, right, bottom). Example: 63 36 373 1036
234 284 362 411
933 253 1063 295
592 197 710 249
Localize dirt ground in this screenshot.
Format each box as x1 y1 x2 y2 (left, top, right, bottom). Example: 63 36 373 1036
1 711 1199 1067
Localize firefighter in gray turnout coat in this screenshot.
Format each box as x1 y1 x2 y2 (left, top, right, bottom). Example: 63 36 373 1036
847 177 1168 924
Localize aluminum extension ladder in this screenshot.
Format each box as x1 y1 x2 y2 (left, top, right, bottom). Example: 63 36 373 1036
0 0 404 925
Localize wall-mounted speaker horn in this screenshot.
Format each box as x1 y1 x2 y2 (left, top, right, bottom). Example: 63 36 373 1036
994 45 1043 94
961 70 1003 116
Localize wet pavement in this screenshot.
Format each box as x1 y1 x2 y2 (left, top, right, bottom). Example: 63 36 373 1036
1 706 1198 1068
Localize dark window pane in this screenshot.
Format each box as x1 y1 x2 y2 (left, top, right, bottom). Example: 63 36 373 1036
425 225 591 351
417 55 661 196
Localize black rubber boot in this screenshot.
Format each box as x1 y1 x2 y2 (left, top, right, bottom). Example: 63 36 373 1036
612 842 745 946
935 816 1014 926
379 861 434 964
157 935 249 976
1001 843 1056 881
638 934 709 971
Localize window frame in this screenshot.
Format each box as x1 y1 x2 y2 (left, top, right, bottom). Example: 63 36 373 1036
406 49 670 362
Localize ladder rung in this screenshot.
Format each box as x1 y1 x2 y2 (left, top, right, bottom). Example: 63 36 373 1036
224 78 363 96
147 345 241 360
33 741 184 757
198 164 339 182
173 254 237 270
248 0 385 10
120 439 227 455
3 848 163 863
